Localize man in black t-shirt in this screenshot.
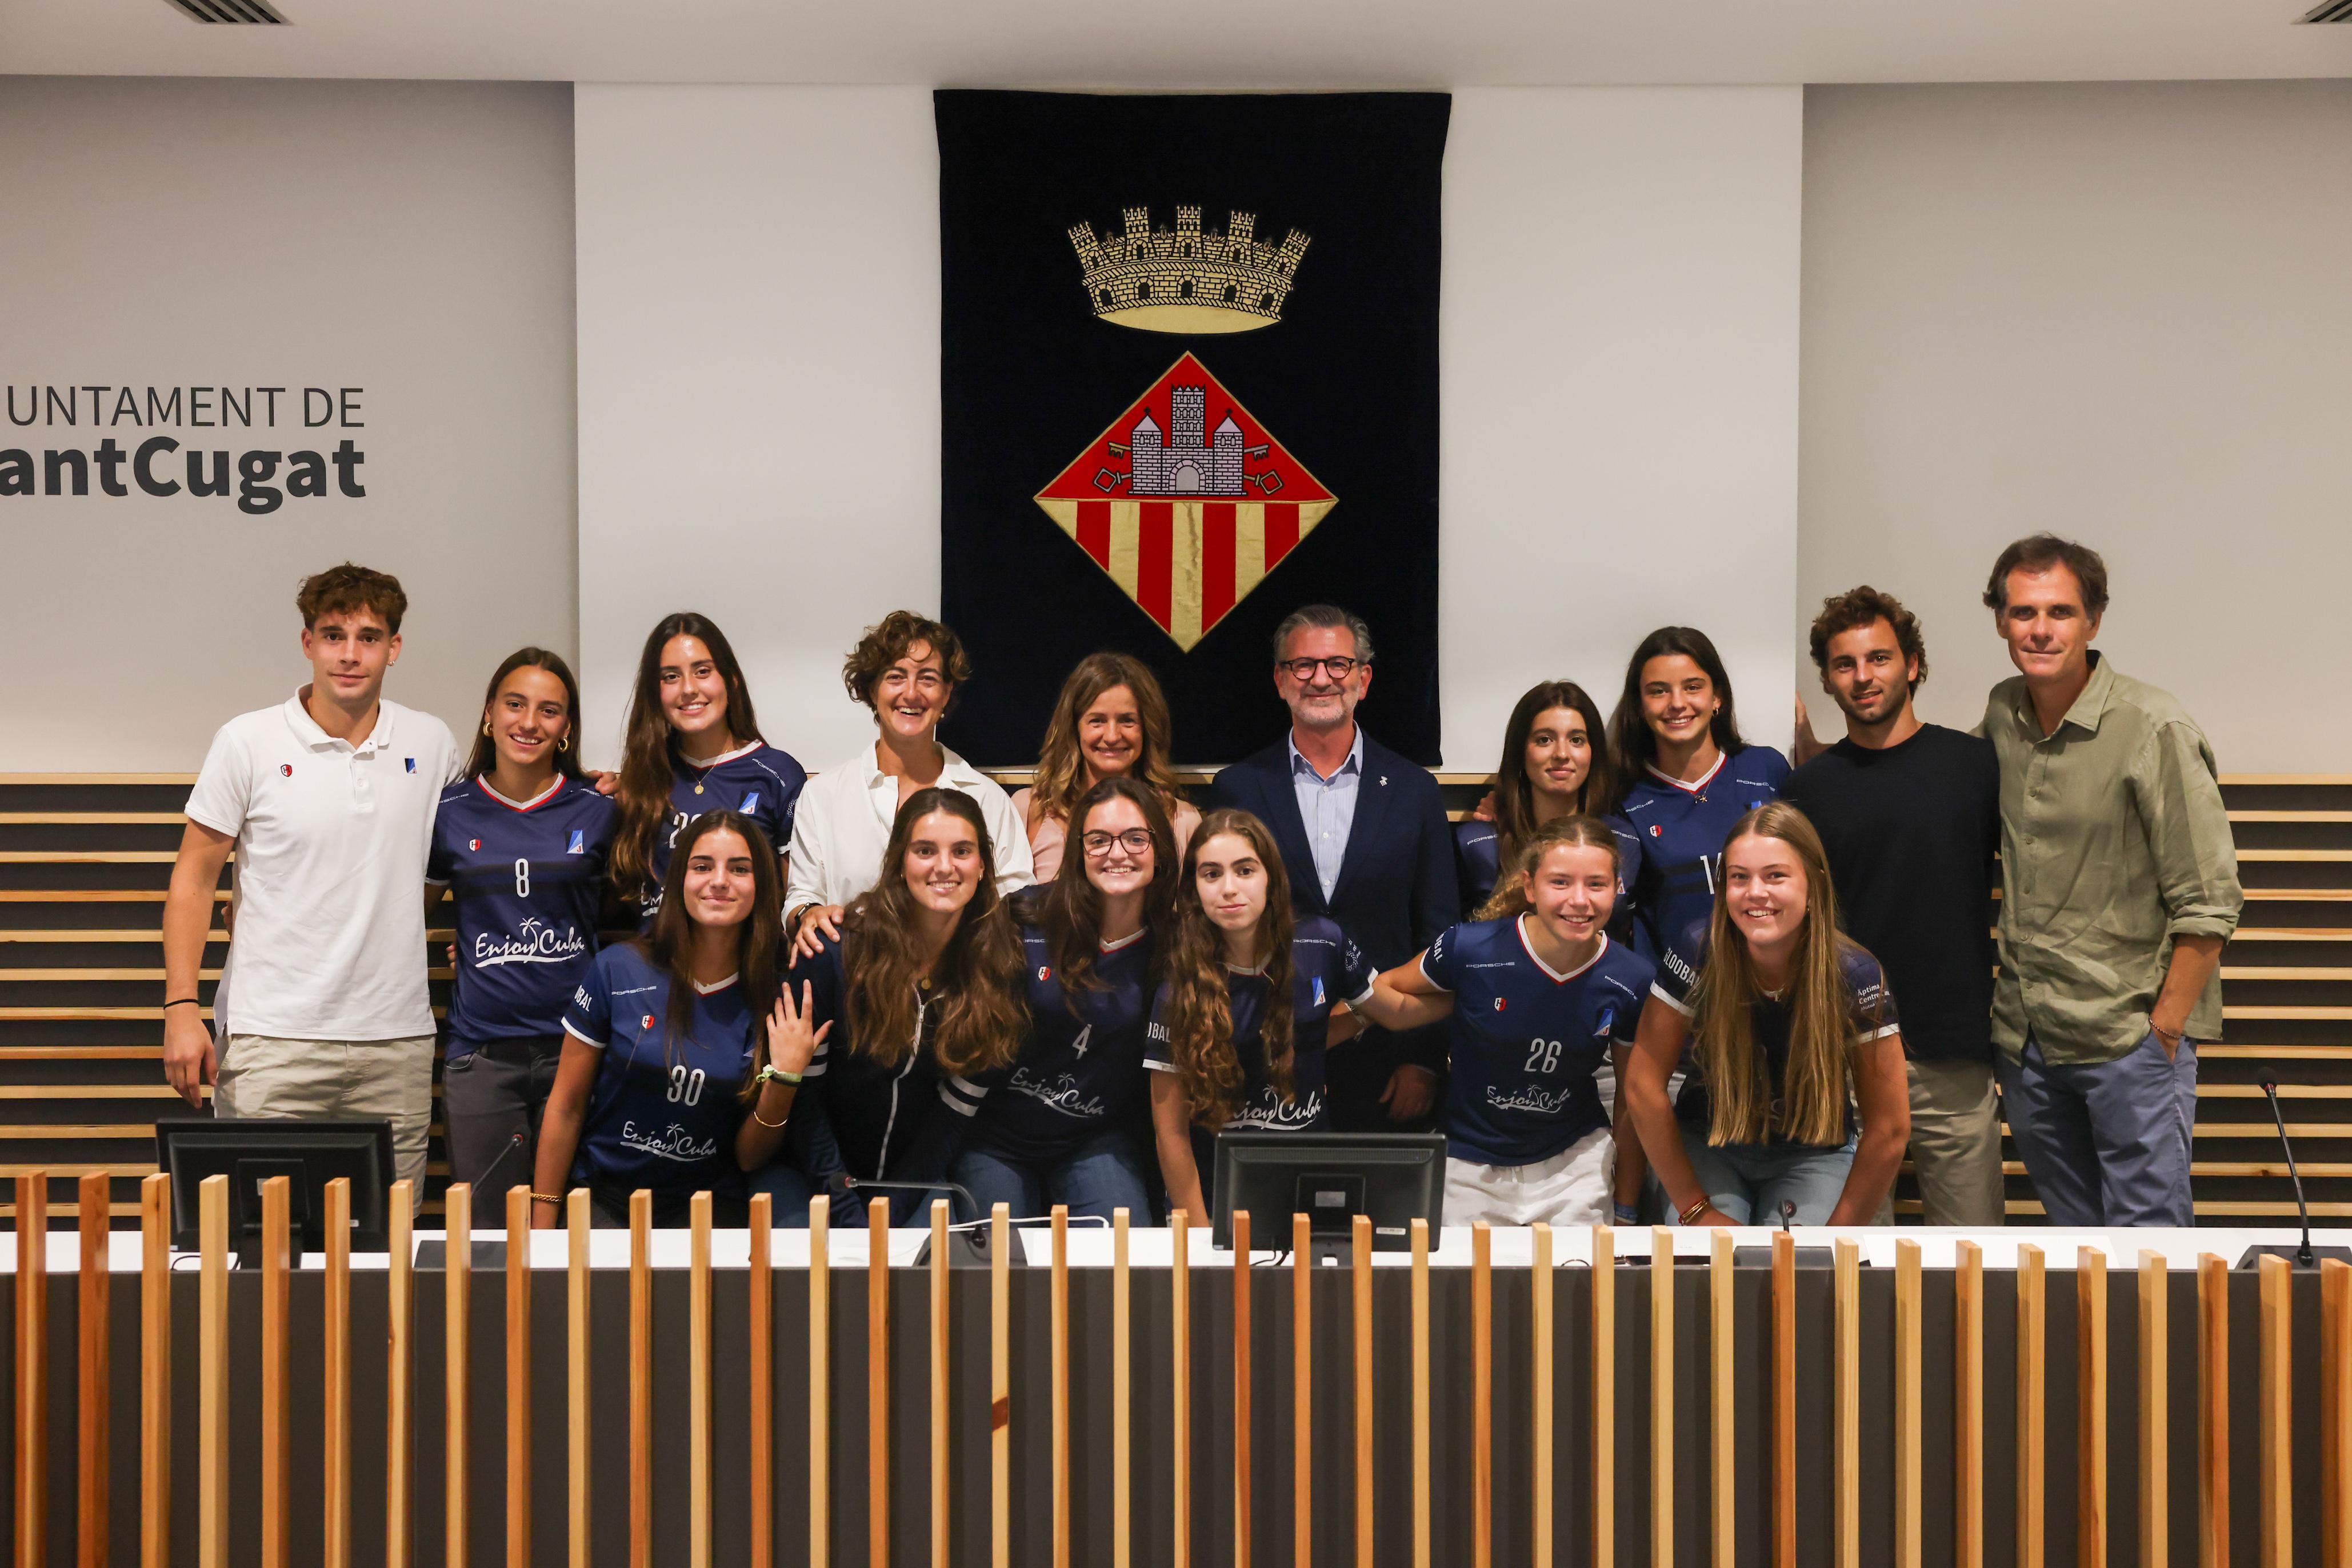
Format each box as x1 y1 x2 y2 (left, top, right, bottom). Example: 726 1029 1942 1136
1786 586 2003 1226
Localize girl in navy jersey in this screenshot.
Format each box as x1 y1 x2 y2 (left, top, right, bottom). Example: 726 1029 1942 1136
1622 802 1910 1226
426 649 619 1207
1145 809 1426 1218
1372 816 1657 1226
1605 627 1789 961
953 778 1179 1221
530 811 784 1226
1455 681 1635 918
610 614 805 926
740 788 1026 1225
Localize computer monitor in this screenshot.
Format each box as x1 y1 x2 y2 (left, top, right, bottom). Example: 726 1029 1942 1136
1211 1131 1445 1257
156 1117 395 1267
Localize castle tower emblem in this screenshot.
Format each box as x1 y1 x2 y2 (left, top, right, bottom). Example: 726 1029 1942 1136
1067 205 1310 334
1035 354 1337 650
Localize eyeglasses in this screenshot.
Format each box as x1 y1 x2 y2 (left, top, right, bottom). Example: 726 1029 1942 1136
1278 655 1364 681
1080 829 1155 857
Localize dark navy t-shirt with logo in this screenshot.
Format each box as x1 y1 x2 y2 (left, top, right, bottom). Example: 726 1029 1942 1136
1419 917 1654 1166
1611 744 1788 959
561 942 757 1199
966 923 1155 1163
1145 915 1375 1132
427 775 617 1053
639 741 807 923
1650 916 1900 1149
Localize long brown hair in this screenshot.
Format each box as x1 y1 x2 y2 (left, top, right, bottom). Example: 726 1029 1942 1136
1027 653 1187 831
1158 809 1297 1130
1474 813 1622 923
613 614 765 901
1606 626 1746 811
841 788 1025 1077
637 811 782 1073
462 647 587 783
1025 777 1178 999
1688 802 1883 1147
1487 680 1613 885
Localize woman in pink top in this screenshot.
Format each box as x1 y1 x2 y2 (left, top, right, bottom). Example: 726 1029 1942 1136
1011 653 1200 881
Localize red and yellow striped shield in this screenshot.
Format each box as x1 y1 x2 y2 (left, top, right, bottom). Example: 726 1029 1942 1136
1035 353 1337 651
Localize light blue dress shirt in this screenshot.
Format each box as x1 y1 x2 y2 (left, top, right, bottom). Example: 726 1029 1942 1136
1287 727 1364 903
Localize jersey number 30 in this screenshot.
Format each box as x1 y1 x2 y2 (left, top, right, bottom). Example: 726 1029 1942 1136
667 1065 706 1106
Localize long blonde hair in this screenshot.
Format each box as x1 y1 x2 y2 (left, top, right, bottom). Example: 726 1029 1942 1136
1689 802 1883 1147
1028 653 1186 832
1473 813 1622 922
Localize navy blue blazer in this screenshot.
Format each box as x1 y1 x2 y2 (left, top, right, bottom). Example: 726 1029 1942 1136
1206 732 1459 1071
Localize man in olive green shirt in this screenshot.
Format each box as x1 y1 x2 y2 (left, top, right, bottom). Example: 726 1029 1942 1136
1979 534 2241 1227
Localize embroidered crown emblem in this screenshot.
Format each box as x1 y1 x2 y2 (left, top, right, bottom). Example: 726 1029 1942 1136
1068 206 1309 335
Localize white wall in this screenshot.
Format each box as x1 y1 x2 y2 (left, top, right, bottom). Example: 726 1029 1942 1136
0 78 578 771
1441 87 1803 768
1799 81 2352 772
573 85 941 771
575 85 1805 770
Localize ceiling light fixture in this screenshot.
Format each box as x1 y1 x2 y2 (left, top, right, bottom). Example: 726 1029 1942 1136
161 0 287 21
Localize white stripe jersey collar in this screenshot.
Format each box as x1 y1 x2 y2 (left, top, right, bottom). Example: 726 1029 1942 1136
679 738 763 770
479 774 566 813
1099 927 1147 954
691 972 740 997
1515 917 1607 985
1645 750 1726 796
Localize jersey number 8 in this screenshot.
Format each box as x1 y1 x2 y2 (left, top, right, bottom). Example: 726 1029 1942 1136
1523 1039 1564 1075
514 859 531 898
667 1065 705 1106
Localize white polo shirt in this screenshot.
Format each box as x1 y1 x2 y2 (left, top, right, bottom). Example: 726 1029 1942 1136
186 690 459 1041
783 740 1034 915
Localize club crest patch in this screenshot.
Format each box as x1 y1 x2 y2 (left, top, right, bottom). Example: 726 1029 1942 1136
1035 353 1336 650
567 830 586 854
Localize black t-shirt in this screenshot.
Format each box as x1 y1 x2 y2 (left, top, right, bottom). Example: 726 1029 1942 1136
1780 723 1998 1063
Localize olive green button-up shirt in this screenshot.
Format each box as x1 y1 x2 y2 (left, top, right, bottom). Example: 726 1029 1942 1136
1979 653 2242 1066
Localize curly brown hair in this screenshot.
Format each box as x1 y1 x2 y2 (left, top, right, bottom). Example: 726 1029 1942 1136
295 563 407 633
1157 809 1297 1130
1807 585 1929 695
841 611 973 716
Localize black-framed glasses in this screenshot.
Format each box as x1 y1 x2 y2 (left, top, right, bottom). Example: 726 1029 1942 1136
1079 829 1155 857
1278 655 1364 681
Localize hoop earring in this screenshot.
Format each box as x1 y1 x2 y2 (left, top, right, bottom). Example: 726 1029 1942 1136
482 721 493 737
557 737 570 754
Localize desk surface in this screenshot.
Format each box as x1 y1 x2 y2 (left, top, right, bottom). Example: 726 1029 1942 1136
5 1223 2345 1274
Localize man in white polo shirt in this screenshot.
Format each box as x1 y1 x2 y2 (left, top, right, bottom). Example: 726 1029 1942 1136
161 563 458 1186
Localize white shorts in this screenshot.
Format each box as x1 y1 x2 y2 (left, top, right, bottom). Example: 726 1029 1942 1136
1442 1124 1614 1229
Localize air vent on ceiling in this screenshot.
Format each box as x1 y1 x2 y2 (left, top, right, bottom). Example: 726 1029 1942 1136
2299 0 2352 21
163 0 287 21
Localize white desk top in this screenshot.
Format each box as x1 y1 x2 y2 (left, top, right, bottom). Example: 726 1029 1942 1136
5 1224 2343 1275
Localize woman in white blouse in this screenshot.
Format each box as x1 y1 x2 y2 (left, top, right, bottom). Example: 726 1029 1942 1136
786 611 1034 958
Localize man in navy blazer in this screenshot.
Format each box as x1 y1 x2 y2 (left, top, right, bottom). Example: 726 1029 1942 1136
1207 605 1459 1131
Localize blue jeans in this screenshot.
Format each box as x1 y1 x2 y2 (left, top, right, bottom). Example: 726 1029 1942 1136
1996 1029 2195 1227
743 1160 820 1227
951 1130 1151 1223
1678 1135 1857 1225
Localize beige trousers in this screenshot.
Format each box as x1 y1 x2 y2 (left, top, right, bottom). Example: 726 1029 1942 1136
213 1033 437 1188
1903 1057 2006 1227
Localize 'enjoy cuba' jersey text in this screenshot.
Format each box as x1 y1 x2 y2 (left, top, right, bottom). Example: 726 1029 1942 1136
967 922 1155 1163
1612 745 1788 958
561 943 757 1198
639 741 807 923
1145 915 1375 1131
1420 917 1653 1166
428 775 616 1051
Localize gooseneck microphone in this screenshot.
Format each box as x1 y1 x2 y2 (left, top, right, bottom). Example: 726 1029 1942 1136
1779 1198 1797 1233
2238 1078 2352 1269
475 1130 529 1203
